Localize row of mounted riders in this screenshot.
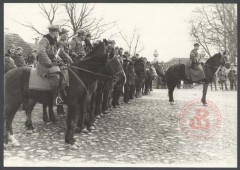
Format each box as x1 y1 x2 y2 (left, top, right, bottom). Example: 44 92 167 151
4 39 163 149
4 39 230 149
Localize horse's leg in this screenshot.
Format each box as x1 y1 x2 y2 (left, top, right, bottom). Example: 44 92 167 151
150 79 153 91
25 98 37 131
65 103 78 149
42 104 49 122
112 84 118 108
5 101 22 146
201 83 209 106
57 105 65 116
77 96 89 133
94 83 103 119
88 92 97 130
168 83 177 105
48 103 58 123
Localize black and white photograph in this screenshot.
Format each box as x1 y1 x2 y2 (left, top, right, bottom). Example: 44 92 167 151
3 2 237 167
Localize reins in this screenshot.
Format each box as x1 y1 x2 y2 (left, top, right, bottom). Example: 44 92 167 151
67 61 124 95
69 65 114 79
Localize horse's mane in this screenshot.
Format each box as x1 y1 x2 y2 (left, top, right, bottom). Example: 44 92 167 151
73 42 108 73
205 53 221 65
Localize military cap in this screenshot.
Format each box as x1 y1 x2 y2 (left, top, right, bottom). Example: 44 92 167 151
124 51 129 55
16 47 23 51
86 32 91 37
119 47 123 50
194 43 200 47
47 25 60 32
108 40 116 45
115 46 120 50
78 29 86 35
129 60 134 65
9 44 16 49
223 51 227 55
32 49 37 53
59 28 69 35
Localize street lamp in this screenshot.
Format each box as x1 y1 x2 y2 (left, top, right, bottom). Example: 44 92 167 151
151 49 159 65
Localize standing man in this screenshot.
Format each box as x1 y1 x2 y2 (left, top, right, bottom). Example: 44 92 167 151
228 64 237 90
185 43 205 83
58 28 73 64
14 47 27 67
218 66 228 90
37 25 63 105
4 44 17 73
69 29 86 62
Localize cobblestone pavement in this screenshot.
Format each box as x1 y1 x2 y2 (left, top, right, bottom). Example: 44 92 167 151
4 88 237 167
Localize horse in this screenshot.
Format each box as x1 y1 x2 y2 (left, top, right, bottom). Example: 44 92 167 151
3 41 108 147
165 53 230 105
65 42 124 148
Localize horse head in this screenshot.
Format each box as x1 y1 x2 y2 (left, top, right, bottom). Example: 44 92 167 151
206 53 230 70
220 53 230 69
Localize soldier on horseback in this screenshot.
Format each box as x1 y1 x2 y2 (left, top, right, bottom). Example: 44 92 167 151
84 32 93 55
69 29 86 62
36 25 64 105
185 43 206 83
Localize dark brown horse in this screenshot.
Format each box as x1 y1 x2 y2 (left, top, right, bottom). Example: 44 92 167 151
165 53 230 105
65 43 124 148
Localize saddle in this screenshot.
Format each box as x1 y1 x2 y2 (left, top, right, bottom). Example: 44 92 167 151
185 61 205 82
29 67 68 91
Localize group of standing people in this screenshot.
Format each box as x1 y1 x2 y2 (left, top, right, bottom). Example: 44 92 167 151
210 64 237 91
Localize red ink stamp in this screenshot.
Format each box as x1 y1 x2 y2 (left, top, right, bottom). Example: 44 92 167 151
179 99 221 140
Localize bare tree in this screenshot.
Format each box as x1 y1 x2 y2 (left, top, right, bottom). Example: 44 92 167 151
119 26 144 55
38 3 59 25
16 3 117 41
189 4 237 64
62 3 117 39
15 3 60 36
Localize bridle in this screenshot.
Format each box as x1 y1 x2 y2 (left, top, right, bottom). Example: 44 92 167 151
205 54 229 69
67 56 124 95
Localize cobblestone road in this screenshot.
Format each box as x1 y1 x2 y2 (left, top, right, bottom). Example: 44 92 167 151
4 88 237 167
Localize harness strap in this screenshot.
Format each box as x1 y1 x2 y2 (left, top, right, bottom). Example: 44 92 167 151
68 67 88 95
69 65 114 79
204 64 221 69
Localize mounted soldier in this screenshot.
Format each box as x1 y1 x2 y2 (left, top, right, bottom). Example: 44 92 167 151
69 29 86 62
36 25 65 105
84 32 93 55
185 43 206 83
27 49 37 68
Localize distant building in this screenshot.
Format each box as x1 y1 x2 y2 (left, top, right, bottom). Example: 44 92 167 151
166 58 189 66
4 31 33 59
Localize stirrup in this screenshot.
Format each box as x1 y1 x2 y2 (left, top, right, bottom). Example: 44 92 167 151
55 96 64 106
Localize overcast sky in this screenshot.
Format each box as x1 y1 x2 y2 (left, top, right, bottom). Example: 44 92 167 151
4 3 206 62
